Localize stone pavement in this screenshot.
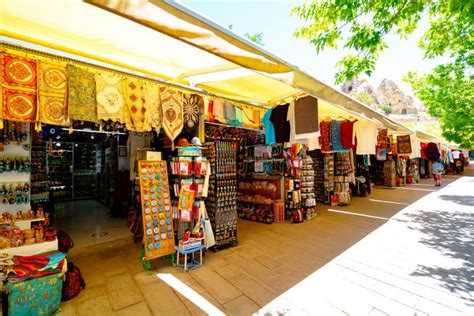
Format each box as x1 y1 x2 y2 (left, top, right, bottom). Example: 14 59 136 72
58 167 473 315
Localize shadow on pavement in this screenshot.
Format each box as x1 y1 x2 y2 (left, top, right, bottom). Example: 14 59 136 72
439 194 474 207
405 210 474 304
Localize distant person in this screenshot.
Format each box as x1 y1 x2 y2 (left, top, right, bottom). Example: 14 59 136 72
432 159 444 186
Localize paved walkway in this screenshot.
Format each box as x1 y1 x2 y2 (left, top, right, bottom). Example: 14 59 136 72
58 167 473 315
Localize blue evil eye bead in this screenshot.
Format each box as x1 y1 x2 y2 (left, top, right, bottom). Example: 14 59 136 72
155 242 161 248
167 232 173 239
151 207 157 213
167 225 172 231
153 221 158 226
160 226 166 233
158 206 163 212
155 175 160 180
166 218 171 224
156 187 161 192
150 187 155 193
146 229 152 235
151 194 156 199
146 222 152 228
145 208 151 214
161 233 167 240
154 234 160 241
159 219 165 225
153 227 159 234
147 243 154 250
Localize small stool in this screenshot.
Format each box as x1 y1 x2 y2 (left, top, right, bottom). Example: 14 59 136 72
175 245 205 271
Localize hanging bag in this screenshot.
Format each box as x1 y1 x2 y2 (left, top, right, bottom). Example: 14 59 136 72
200 202 215 248
62 262 86 301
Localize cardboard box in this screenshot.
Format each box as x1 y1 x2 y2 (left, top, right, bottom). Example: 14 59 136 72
272 201 285 223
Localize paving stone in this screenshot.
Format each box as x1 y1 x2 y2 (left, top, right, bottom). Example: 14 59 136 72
101 257 130 277
178 291 226 316
190 267 242 304
140 281 191 315
213 263 246 281
113 301 152 316
106 272 136 292
57 300 75 316
75 284 108 304
83 269 106 288
108 285 144 311
223 295 260 316
252 254 281 270
75 295 113 316
229 274 275 307
224 253 277 282
134 271 160 285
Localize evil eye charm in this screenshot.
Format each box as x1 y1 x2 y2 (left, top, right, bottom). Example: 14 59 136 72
147 243 154 250
160 226 166 233
151 194 156 199
167 232 173 239
161 233 167 240
155 242 161 248
144 208 151 214
166 218 171 224
159 219 165 225
152 207 157 213
153 227 159 234
141 168 147 174
146 222 152 228
151 200 157 206
154 234 160 241
153 221 159 226
167 225 172 231
155 175 160 180
146 229 152 235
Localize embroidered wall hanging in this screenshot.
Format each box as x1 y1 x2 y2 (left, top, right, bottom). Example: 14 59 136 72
397 135 412 154
95 72 125 123
183 94 201 129
38 60 68 126
67 64 98 122
160 87 183 143
146 82 162 132
124 78 151 132
2 53 38 123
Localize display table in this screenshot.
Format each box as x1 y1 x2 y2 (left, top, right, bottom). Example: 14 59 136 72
175 244 205 271
2 239 58 256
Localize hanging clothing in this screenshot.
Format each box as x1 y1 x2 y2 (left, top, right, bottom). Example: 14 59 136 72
204 98 214 122
262 108 276 144
330 120 346 152
319 120 332 153
38 60 68 126
234 106 243 127
270 103 290 143
212 98 226 123
353 120 378 155
340 120 356 149
67 64 97 122
95 71 125 123
292 96 319 138
2 52 38 123
224 101 237 126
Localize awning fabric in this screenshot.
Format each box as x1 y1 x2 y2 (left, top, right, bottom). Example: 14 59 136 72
1 0 408 131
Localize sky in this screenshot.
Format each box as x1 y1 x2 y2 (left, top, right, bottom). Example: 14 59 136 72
180 0 448 95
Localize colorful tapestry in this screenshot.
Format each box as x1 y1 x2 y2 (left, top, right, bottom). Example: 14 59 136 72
124 78 151 132
397 135 412 154
146 82 162 132
38 60 68 126
2 52 38 122
7 273 63 316
183 94 201 128
95 71 125 123
160 87 183 142
67 64 98 122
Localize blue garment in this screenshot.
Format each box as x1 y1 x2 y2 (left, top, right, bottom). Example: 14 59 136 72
432 162 444 175
330 120 348 152
262 109 276 144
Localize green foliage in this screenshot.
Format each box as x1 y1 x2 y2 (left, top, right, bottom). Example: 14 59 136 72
405 62 474 148
292 0 473 146
377 104 393 115
352 91 375 105
244 32 265 46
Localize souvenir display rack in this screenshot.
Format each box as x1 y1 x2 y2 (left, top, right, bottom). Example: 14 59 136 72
203 139 238 249
73 143 97 199
30 132 49 206
285 158 302 219
307 150 325 203
47 143 73 201
334 152 352 206
384 156 396 188
301 155 317 219
323 154 335 204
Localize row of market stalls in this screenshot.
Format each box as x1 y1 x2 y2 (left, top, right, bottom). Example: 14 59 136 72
0 0 460 313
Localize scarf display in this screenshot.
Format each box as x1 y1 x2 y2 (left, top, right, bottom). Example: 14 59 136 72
1 52 38 123
146 81 162 132
293 96 319 138
224 101 237 125
95 71 125 123
124 78 151 132
397 135 412 154
160 87 183 143
319 120 332 153
38 60 68 126
212 98 226 123
182 93 201 129
67 64 97 122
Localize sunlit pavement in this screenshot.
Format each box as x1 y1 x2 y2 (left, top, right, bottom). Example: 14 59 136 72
59 165 473 315
259 174 474 315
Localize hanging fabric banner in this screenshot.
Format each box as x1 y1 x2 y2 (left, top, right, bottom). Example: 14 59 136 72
146 81 162 132
160 87 183 144
67 64 98 123
397 135 412 154
182 94 201 129
2 52 38 123
95 71 125 123
38 60 68 126
124 78 151 132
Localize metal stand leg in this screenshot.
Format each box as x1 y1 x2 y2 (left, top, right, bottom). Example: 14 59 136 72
184 253 187 271
140 247 151 271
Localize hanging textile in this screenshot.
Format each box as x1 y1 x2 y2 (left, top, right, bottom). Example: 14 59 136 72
353 120 378 155
235 106 243 127
204 98 214 122
293 96 319 138
124 78 151 132
146 82 162 132
261 108 275 144
2 52 38 123
38 60 68 126
95 71 125 123
270 103 290 143
212 98 226 123
319 120 332 153
243 107 259 129
224 101 237 125
330 120 346 152
67 64 97 122
397 135 412 154
160 87 183 143
340 120 356 149
183 94 201 129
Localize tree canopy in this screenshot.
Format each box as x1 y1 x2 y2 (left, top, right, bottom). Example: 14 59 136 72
292 0 474 147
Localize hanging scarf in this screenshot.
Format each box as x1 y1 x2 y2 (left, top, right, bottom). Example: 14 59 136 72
38 60 68 126
67 64 98 122
95 71 125 123
146 82 162 132
124 78 151 132
1 52 38 123
160 87 183 145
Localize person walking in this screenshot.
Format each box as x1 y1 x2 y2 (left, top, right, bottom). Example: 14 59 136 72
432 158 444 186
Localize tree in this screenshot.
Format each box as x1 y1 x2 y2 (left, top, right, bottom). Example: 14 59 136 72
291 0 473 146
377 104 393 115
245 32 265 46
